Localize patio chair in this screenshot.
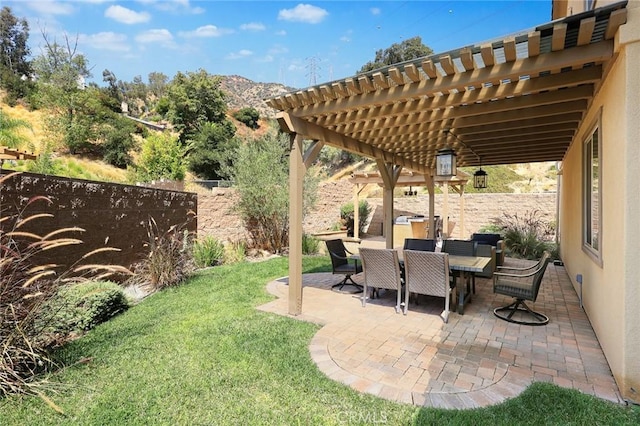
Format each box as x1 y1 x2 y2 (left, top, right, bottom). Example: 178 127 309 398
402 250 455 323
359 248 402 313
325 239 363 293
442 239 478 293
403 238 437 252
492 251 551 326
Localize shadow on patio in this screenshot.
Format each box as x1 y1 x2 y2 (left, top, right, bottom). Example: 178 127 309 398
257 254 622 409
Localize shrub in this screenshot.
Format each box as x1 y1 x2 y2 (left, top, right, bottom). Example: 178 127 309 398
42 281 129 336
494 210 556 260
128 216 195 292
233 107 260 129
340 200 372 237
1 173 131 396
302 234 320 255
231 130 318 253
223 240 246 264
192 236 225 268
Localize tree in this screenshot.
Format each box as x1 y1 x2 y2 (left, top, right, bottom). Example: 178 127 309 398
188 119 238 180
231 130 318 253
147 72 168 99
0 109 31 149
357 36 433 73
163 69 227 144
0 6 33 103
233 107 260 129
130 132 187 183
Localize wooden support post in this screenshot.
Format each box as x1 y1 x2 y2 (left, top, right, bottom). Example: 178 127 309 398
442 183 449 240
353 183 360 240
288 134 305 315
376 159 402 249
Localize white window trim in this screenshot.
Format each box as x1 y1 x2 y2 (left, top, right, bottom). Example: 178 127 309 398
582 110 603 266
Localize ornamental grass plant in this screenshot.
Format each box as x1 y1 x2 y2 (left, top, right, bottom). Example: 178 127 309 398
0 173 131 398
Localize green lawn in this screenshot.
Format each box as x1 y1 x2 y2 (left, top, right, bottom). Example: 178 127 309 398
1 256 639 425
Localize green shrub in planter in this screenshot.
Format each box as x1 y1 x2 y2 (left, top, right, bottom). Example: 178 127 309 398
44 281 129 335
193 236 225 268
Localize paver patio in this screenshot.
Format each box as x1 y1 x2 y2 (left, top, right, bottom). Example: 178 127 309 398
257 255 623 409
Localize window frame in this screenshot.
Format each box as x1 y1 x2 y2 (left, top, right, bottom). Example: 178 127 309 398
582 111 603 266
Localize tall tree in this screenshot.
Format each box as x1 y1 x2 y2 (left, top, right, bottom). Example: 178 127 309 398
357 36 433 73
163 69 227 144
0 6 32 103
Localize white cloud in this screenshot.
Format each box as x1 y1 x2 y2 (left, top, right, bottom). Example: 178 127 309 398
240 22 266 31
227 49 253 60
275 30 287 36
178 25 234 38
268 45 289 55
80 32 130 52
105 5 151 24
370 7 381 16
278 4 328 24
256 55 274 63
142 0 205 14
25 0 75 15
135 29 173 44
340 36 351 43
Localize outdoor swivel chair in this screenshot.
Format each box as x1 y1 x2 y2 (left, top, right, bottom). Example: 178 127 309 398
325 239 363 293
493 251 551 326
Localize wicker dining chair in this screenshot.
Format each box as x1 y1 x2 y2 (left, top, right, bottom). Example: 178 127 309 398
359 248 402 313
402 250 454 322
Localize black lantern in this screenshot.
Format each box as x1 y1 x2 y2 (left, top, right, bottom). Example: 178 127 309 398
436 148 456 177
473 167 488 189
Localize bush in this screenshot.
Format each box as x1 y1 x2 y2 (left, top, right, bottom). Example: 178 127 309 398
302 234 320 255
42 281 129 336
128 216 195 291
193 236 225 268
223 240 246 264
340 200 372 237
231 130 318 253
494 210 556 260
233 107 260 129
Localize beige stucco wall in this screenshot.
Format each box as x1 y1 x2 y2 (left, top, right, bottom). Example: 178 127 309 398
559 2 640 403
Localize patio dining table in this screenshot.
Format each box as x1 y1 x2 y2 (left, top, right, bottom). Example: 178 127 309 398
353 251 490 315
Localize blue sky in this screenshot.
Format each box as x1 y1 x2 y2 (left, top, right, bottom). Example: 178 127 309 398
6 1 551 88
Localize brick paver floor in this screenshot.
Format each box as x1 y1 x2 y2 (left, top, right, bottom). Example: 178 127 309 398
257 256 623 409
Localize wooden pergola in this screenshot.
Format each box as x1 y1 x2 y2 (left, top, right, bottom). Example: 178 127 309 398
266 3 627 315
349 169 469 242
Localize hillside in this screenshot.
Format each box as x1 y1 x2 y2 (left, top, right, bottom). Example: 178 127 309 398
218 75 295 118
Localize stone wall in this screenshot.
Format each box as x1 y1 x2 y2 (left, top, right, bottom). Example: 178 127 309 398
366 192 557 239
0 171 197 273
197 178 556 241
198 179 354 239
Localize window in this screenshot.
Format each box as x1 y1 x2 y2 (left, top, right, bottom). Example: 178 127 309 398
584 0 595 12
583 118 601 261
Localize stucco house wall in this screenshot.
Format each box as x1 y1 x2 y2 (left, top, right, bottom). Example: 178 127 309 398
558 0 640 403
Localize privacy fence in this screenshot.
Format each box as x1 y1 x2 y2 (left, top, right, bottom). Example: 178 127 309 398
0 171 197 274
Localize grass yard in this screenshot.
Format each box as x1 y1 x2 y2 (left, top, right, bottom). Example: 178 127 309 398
1 256 639 425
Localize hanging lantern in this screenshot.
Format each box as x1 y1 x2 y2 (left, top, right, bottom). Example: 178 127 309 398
436 148 456 177
474 167 488 189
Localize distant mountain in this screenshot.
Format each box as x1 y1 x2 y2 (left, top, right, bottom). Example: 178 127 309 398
218 75 296 119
